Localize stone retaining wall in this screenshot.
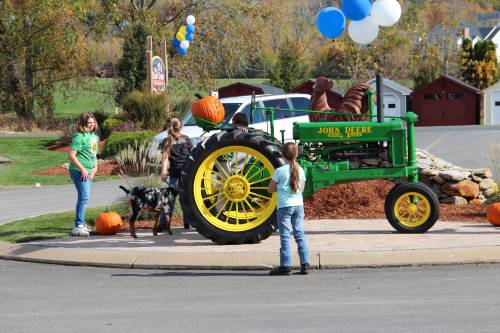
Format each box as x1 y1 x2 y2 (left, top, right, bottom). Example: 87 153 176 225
416 149 497 205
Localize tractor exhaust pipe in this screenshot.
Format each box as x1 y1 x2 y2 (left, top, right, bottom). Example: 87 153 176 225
376 72 384 123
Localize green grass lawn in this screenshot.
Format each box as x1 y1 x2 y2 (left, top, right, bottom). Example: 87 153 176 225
54 78 116 116
0 136 70 186
0 135 118 187
0 203 183 243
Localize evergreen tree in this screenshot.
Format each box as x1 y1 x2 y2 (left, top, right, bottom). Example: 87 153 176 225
115 24 148 105
461 39 498 89
268 47 309 92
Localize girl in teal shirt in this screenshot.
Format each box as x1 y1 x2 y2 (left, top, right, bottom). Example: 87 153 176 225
268 142 310 275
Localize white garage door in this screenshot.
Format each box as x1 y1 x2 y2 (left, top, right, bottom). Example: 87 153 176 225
374 94 400 121
493 91 500 125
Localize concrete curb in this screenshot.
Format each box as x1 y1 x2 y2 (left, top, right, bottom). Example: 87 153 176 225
2 220 500 270
2 242 500 270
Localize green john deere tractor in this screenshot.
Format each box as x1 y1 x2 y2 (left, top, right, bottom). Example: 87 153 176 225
179 74 439 244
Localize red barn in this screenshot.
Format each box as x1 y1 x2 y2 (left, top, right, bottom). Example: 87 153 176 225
289 79 345 110
218 82 284 98
410 75 482 126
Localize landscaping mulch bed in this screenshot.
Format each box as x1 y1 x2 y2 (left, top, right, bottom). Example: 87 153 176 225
32 160 121 176
304 179 488 223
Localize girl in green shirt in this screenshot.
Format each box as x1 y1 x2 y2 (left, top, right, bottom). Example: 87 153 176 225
68 112 99 237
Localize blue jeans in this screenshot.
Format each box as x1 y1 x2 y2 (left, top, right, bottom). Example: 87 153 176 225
70 169 92 227
277 205 309 267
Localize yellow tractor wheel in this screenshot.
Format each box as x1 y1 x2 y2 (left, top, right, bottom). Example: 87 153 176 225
179 129 284 244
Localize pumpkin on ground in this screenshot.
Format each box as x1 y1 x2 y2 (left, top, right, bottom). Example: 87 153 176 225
95 210 123 235
191 96 225 124
486 202 500 226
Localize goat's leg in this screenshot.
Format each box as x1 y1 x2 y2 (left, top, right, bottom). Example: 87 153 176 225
129 211 139 238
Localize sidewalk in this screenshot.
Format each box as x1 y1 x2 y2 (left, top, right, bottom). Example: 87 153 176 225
2 219 500 270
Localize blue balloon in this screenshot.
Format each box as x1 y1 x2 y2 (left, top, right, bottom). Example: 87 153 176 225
177 47 188 55
185 33 194 41
171 38 181 48
186 24 196 34
341 0 372 21
316 7 346 39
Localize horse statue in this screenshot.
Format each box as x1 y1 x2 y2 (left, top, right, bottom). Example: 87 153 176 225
309 77 375 122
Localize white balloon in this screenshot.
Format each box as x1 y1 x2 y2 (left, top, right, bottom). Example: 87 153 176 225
370 0 401 27
180 40 190 49
186 15 196 25
348 16 379 45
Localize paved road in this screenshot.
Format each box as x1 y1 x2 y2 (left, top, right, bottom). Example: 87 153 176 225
0 179 125 225
1 259 499 333
415 125 500 169
1 125 499 225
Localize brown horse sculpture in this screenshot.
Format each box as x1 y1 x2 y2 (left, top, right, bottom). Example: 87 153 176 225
309 77 375 122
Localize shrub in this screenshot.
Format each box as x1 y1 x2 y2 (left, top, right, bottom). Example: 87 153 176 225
92 110 110 128
116 140 159 176
101 117 124 139
122 90 169 131
101 130 156 158
171 95 194 119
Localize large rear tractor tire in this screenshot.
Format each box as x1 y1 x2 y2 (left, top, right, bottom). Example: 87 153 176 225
179 129 285 244
384 182 440 233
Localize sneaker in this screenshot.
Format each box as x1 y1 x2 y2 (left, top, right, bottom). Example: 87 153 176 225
269 266 291 276
300 263 311 275
81 224 93 232
72 225 90 237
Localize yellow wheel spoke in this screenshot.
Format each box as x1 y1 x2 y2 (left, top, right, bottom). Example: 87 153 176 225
208 196 227 211
249 191 272 200
215 160 230 179
250 186 269 190
203 177 224 185
238 154 249 176
215 199 228 219
243 198 256 214
249 177 272 185
243 158 259 178
241 200 252 224
225 201 234 223
235 202 239 225
247 167 265 182
202 192 222 200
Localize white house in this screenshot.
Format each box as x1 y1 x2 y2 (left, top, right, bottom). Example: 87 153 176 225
483 81 500 125
461 26 500 62
366 78 412 121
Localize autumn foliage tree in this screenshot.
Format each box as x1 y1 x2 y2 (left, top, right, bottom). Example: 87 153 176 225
0 0 93 127
461 38 498 89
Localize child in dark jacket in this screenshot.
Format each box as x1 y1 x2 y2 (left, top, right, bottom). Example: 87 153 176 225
157 118 193 231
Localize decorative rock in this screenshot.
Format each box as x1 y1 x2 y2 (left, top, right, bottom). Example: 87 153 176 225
442 180 479 198
471 175 482 182
432 175 446 184
472 168 492 178
469 198 486 205
484 188 497 197
439 170 471 181
421 168 439 177
479 178 495 191
441 196 468 205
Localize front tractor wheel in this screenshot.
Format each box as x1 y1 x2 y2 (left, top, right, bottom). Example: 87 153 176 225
384 182 440 233
180 129 285 244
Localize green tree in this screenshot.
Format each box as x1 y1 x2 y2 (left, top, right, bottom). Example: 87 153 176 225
268 47 309 92
412 44 442 89
0 0 93 126
115 24 148 105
